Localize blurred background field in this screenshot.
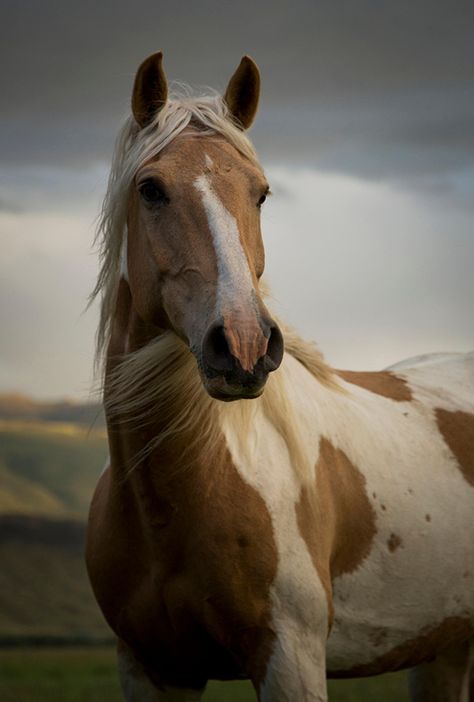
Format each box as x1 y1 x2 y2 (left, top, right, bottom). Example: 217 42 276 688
0 395 411 700
0 648 409 702
0 395 108 645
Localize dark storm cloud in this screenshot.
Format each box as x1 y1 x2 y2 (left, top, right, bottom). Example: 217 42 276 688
1 0 473 180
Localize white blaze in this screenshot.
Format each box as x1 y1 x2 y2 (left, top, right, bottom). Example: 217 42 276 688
194 172 255 314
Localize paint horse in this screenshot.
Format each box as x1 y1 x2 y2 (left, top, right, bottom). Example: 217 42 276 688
86 53 474 702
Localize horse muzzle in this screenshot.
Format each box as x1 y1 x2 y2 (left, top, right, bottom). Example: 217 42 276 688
199 317 284 401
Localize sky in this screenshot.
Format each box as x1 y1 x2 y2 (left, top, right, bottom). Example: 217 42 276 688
1 0 473 399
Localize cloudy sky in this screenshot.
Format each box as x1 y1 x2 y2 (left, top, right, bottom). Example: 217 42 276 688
1 0 473 399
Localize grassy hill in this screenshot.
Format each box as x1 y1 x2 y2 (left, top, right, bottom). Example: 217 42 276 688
0 393 105 428
0 394 109 644
0 421 107 517
0 457 67 517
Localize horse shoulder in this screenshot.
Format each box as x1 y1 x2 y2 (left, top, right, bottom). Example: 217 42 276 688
86 464 155 636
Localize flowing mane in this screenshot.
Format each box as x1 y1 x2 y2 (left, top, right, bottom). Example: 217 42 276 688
105 324 339 481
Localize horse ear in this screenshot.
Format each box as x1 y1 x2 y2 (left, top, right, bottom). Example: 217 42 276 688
224 56 260 129
132 51 168 128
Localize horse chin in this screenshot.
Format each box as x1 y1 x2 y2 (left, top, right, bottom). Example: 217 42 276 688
203 374 266 402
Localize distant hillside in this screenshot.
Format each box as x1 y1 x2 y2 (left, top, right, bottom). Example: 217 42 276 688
0 457 67 517
0 421 107 518
0 393 105 428
0 514 111 644
0 394 111 644
0 395 111 645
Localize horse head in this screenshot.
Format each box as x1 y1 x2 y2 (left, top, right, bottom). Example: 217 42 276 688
123 52 283 400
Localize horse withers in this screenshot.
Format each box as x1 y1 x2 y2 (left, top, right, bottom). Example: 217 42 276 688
86 52 474 701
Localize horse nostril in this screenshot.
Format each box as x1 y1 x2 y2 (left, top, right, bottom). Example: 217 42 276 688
202 319 284 378
265 324 284 371
202 323 233 373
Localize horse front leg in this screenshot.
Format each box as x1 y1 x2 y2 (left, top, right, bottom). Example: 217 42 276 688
408 638 474 702
253 626 328 702
117 639 205 702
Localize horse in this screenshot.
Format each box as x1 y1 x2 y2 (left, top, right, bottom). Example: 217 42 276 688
85 52 474 701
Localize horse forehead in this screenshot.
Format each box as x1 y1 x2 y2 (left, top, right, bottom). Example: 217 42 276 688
149 136 260 183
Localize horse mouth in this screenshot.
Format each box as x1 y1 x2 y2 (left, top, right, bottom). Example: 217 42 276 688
202 373 267 402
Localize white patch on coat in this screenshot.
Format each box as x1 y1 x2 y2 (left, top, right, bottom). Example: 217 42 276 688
387 352 465 372
317 353 474 671
221 368 330 700
223 350 474 685
193 173 256 316
394 351 474 408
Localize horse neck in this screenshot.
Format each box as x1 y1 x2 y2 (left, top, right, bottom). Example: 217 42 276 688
104 278 222 491
105 278 156 371
103 279 338 497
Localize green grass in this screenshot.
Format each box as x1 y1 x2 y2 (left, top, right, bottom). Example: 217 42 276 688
0 647 121 702
327 674 409 702
0 647 409 701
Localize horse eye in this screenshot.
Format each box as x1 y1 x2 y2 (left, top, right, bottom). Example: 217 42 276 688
139 180 167 205
257 188 270 208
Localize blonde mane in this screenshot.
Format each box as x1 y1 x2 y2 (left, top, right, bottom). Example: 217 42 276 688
105 328 338 482
94 87 340 481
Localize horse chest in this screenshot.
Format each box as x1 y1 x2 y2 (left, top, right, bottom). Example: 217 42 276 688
221 413 332 671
